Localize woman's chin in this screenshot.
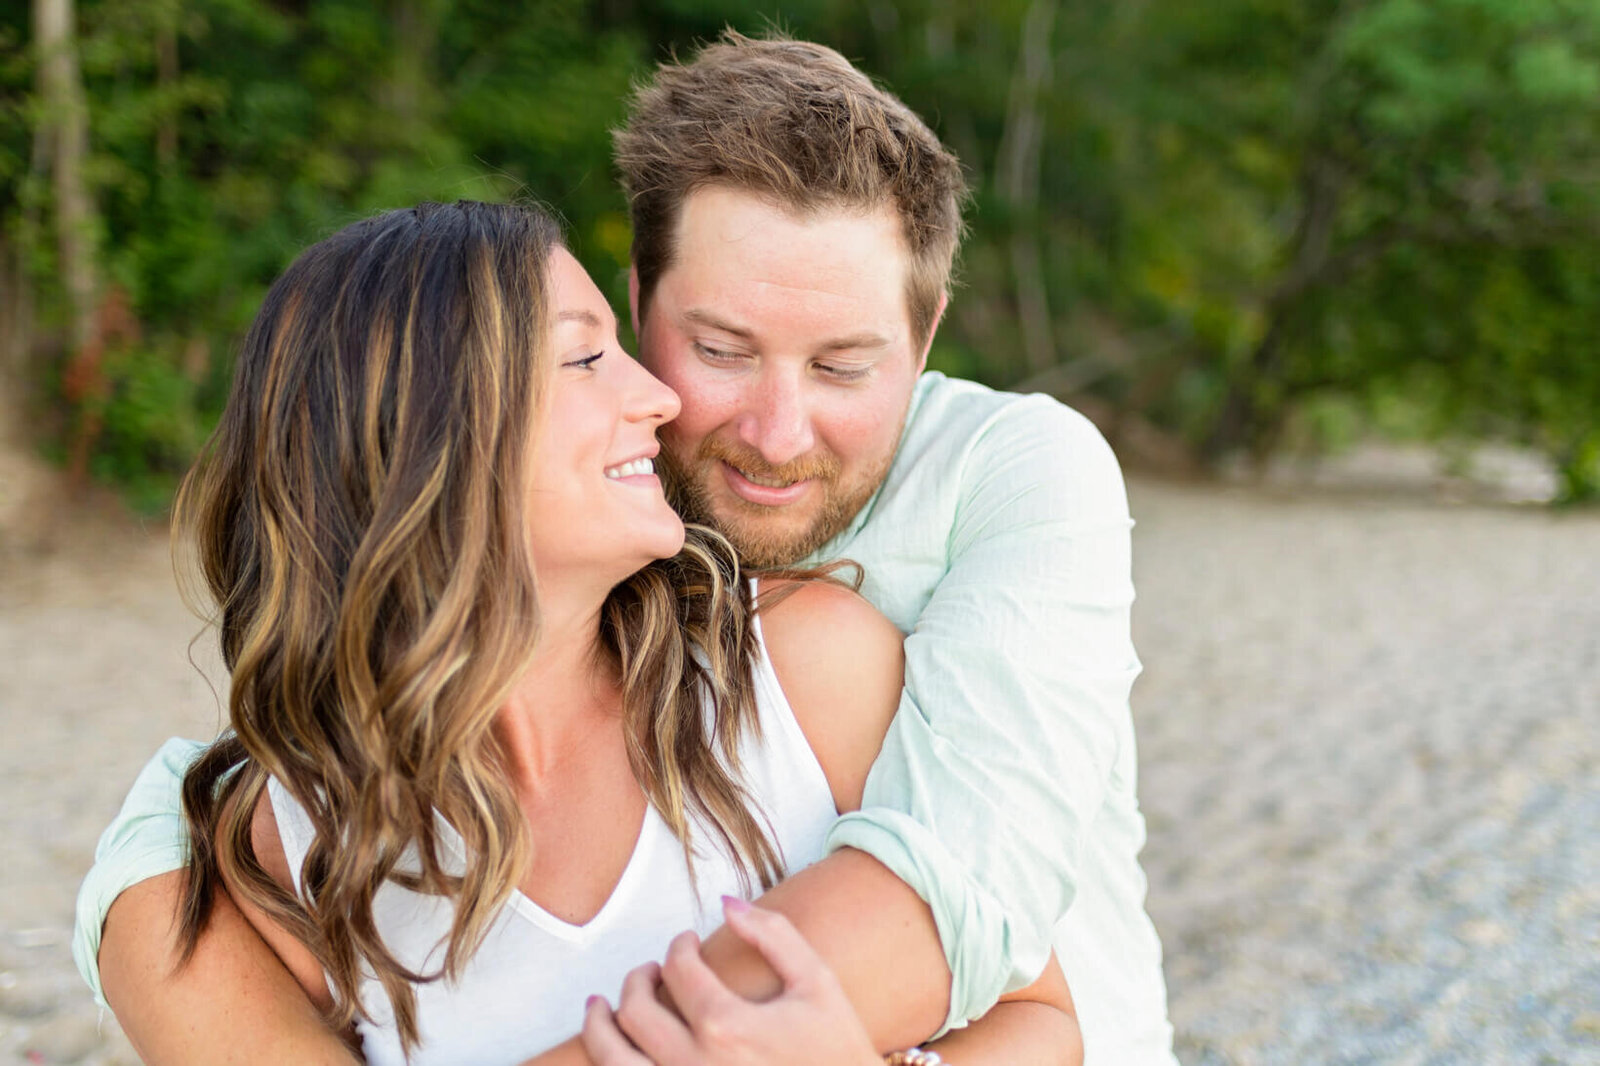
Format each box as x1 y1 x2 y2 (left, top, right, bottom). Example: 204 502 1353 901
655 519 689 560
627 518 688 571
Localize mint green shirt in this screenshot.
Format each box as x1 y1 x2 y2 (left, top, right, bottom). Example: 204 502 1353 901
74 372 1173 1064
805 373 1173 1061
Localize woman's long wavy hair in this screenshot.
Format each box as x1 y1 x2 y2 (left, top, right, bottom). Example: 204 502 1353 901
175 201 783 1055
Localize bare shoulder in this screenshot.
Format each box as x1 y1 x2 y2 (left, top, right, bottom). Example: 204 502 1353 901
757 578 905 812
100 870 360 1065
221 785 333 1012
246 786 295 895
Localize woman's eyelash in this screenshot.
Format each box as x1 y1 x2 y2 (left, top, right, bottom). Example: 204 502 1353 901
565 351 605 369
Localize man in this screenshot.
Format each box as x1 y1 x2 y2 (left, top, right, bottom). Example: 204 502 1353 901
75 33 1175 1065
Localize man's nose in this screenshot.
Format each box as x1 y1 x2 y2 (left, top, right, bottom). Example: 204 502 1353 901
738 371 815 465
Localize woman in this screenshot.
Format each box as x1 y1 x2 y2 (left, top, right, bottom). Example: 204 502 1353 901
105 201 1077 1064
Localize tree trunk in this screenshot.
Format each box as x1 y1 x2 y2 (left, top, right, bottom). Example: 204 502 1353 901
34 0 98 354
1202 156 1342 461
0 233 36 447
36 0 104 492
388 0 443 132
1203 312 1286 464
995 0 1058 379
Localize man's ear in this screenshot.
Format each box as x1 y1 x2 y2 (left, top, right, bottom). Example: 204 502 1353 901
916 292 949 372
628 265 642 339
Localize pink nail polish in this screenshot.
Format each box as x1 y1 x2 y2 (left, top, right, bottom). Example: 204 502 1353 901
721 893 751 914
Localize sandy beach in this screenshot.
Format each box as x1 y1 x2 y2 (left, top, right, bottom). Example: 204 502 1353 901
1 475 1596 1065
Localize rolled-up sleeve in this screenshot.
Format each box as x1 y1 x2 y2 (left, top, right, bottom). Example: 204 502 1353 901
825 401 1139 1032
73 737 205 1007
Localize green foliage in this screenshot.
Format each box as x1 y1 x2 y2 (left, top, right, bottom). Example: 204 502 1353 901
1130 0 1600 470
6 0 1596 507
6 0 649 508
90 341 206 512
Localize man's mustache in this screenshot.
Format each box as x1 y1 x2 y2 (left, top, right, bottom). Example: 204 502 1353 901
693 437 841 485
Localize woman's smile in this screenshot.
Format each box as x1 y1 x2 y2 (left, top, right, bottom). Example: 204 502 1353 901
526 248 684 582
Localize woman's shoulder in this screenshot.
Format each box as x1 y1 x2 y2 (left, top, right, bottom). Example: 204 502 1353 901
755 578 905 812
217 784 335 1011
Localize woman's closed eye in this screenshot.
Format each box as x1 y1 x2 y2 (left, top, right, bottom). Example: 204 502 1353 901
564 351 605 370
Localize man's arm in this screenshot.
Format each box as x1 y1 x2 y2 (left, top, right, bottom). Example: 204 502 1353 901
74 737 207 1007
555 577 1078 1065
97 854 1074 1066
927 1001 1083 1065
574 898 1078 1066
94 862 937 1066
78 576 1051 1061
826 399 1142 1029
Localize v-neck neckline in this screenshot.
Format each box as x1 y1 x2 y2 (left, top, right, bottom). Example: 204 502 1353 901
435 801 663 945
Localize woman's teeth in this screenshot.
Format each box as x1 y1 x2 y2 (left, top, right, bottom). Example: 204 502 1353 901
605 458 654 479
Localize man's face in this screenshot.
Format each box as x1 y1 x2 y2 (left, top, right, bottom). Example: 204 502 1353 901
634 186 934 567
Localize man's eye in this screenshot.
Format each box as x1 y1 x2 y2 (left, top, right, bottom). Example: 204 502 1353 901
564 351 604 369
817 363 870 382
693 342 743 363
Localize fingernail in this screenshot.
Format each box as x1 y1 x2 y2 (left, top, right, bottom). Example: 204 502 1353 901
721 894 751 914
586 995 601 1009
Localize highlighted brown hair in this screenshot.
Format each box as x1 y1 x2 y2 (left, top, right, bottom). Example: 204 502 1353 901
175 201 781 1055
614 31 968 346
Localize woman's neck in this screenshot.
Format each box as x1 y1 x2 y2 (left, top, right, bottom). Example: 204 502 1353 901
494 580 621 786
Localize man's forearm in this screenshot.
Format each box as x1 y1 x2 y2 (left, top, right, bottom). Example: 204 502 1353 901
928 1002 1082 1066
525 847 950 1065
92 849 1046 1066
698 847 950 1047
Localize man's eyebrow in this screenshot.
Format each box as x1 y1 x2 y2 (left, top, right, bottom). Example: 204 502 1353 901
814 331 890 354
683 308 754 340
684 308 890 354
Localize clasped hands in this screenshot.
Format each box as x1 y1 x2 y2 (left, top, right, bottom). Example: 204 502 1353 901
580 896 884 1066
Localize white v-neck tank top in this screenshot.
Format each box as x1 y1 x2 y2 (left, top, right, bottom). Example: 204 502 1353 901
267 608 838 1065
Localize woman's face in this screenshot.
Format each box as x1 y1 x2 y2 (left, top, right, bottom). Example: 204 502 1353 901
526 247 685 587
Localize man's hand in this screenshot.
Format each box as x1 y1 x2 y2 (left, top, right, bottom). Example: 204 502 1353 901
579 897 880 1066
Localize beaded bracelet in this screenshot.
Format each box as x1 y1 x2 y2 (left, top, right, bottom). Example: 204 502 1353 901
884 1050 945 1066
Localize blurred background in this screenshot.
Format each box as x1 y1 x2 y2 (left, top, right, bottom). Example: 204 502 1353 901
0 2 1596 1064
4 0 1599 507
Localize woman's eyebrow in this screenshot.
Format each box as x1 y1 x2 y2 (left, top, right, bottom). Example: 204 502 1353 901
557 309 609 329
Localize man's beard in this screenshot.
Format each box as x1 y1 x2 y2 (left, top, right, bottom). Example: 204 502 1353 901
659 436 890 569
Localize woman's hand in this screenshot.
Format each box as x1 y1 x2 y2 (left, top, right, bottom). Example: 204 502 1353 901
580 897 881 1066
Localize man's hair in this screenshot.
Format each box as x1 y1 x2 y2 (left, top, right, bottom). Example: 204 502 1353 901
615 32 969 346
